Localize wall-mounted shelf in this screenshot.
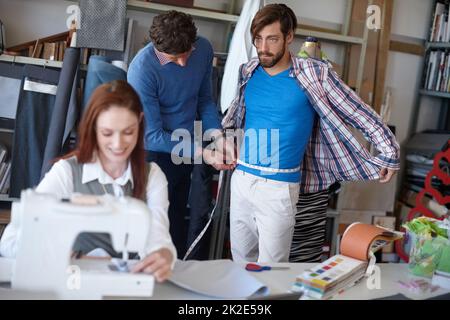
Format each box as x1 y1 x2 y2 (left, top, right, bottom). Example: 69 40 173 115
0 54 63 69
426 42 450 49
0 194 18 202
409 0 450 138
127 0 238 23
0 128 14 134
419 89 450 99
295 28 364 45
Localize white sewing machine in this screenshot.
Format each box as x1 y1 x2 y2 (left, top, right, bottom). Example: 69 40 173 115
9 189 154 299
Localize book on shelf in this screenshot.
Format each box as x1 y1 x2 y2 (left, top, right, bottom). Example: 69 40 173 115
430 2 450 42
0 224 5 240
0 162 11 194
424 49 450 92
0 162 7 185
293 223 403 300
0 143 7 164
5 31 69 61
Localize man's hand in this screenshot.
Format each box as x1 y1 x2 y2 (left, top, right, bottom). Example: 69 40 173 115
203 148 236 170
202 134 237 170
131 248 173 282
379 168 396 183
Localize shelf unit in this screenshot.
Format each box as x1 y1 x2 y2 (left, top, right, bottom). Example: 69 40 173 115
119 0 368 93
127 0 239 23
409 0 450 138
0 54 63 69
0 54 65 203
0 194 18 202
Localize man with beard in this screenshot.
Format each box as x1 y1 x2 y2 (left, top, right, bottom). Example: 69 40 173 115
223 4 400 263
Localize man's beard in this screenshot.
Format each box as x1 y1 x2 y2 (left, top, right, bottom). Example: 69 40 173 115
258 46 285 68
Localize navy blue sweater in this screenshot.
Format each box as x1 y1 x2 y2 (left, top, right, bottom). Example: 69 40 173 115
128 37 221 157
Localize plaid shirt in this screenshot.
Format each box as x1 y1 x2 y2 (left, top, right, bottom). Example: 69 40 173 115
222 55 400 194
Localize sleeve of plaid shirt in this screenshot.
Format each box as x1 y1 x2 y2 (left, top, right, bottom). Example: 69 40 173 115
324 68 400 170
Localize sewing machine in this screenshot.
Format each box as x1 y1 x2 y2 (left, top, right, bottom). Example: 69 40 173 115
11 189 155 299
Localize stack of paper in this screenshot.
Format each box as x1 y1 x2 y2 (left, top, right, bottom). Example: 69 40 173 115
293 255 366 299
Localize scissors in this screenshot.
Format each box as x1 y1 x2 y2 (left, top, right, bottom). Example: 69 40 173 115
245 263 290 272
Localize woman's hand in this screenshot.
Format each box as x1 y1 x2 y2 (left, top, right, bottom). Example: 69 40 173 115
131 248 173 282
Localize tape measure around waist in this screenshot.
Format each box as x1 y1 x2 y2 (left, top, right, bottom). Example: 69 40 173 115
237 159 301 173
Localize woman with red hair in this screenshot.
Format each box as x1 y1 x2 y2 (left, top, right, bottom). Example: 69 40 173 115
1 80 176 282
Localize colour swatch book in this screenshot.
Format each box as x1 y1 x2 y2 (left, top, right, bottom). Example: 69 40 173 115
294 223 403 299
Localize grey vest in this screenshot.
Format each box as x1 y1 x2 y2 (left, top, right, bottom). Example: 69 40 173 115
66 156 137 258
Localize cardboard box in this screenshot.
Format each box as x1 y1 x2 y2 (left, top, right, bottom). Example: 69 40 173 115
337 175 398 213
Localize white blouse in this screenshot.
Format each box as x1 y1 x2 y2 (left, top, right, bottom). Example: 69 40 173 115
0 158 177 264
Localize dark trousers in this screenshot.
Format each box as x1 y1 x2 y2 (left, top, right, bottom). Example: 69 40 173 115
187 162 215 260
146 151 193 258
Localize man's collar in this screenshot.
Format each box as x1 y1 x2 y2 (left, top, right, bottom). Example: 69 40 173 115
154 46 196 66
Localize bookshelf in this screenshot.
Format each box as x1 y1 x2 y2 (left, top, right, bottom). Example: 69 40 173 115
0 129 13 204
410 0 450 136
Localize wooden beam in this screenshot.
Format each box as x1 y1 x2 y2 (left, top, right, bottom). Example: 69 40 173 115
298 24 341 35
374 0 394 114
389 40 425 56
347 0 379 103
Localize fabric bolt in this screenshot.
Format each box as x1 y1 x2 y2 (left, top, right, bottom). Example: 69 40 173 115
40 48 80 178
220 0 261 113
77 0 127 51
82 55 127 110
9 65 60 198
289 188 329 262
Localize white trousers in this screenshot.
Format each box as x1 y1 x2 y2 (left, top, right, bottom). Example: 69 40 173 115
230 169 300 263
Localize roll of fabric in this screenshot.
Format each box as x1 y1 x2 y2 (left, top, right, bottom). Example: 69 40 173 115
77 0 127 51
40 48 80 178
82 55 127 111
10 65 61 198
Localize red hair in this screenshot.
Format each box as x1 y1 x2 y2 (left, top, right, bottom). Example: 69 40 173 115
65 80 148 200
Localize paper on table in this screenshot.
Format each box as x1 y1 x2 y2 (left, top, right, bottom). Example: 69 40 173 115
169 259 269 299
